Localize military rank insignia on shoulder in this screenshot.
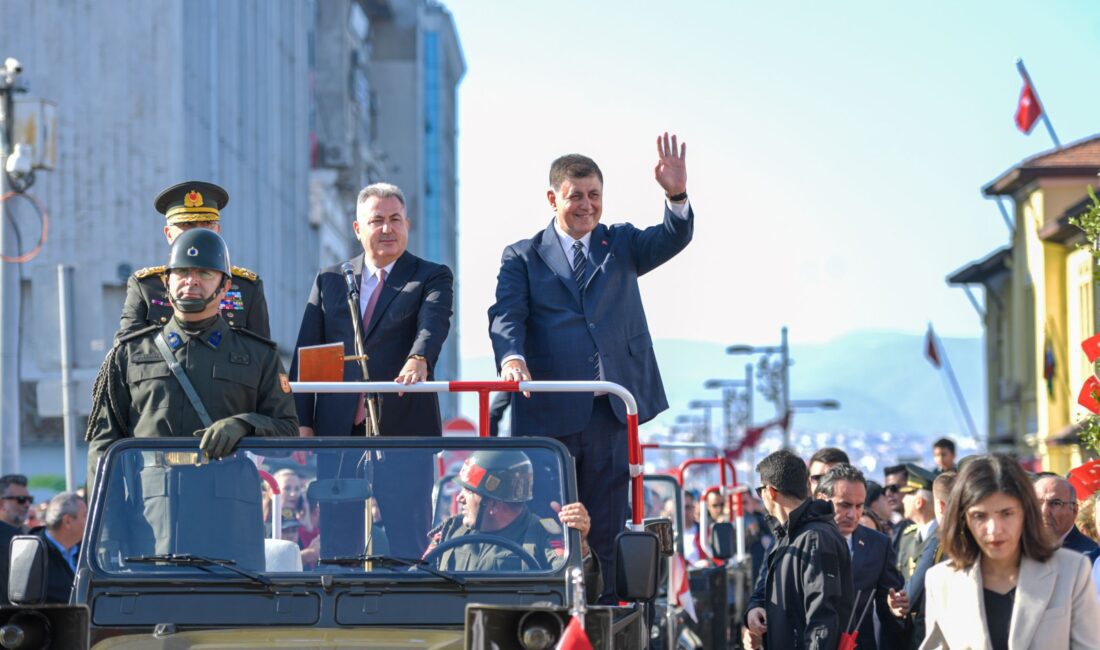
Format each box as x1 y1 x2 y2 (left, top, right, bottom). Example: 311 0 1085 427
539 518 563 535
134 265 167 279
903 523 919 535
236 328 277 347
231 266 258 282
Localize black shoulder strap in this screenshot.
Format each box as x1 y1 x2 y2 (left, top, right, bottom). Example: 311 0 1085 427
153 333 214 428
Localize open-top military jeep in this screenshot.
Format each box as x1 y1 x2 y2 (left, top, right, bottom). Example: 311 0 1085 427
4 381 663 649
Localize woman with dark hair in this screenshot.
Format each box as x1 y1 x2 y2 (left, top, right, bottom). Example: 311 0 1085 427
921 455 1100 649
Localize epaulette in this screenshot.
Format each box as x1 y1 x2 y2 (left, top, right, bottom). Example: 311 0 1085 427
903 523 919 535
539 517 563 535
235 328 277 348
117 324 160 344
231 266 259 282
134 265 166 279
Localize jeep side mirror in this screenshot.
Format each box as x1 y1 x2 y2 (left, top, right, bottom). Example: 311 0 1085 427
710 522 735 560
307 478 372 503
643 518 674 558
613 531 659 602
8 536 47 605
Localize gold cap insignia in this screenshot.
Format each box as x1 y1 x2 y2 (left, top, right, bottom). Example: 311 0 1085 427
184 190 204 208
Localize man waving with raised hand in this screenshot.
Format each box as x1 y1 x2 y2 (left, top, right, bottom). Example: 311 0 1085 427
488 132 693 601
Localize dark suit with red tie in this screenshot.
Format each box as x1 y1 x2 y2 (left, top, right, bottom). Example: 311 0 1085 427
850 524 906 650
291 251 453 558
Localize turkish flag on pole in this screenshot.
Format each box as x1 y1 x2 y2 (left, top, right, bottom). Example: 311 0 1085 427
555 616 593 650
1015 81 1041 134
670 554 698 622
925 325 941 369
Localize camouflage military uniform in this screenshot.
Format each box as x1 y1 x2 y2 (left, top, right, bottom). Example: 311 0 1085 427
117 265 269 339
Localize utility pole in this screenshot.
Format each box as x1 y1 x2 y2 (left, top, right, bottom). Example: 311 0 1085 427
0 57 27 474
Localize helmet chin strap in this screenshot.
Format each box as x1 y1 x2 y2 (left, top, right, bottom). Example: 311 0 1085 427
166 274 228 313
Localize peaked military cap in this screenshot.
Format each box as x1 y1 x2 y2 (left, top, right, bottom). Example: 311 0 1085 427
896 463 935 494
154 181 229 225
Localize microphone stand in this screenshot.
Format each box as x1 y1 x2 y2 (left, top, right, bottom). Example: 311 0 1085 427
342 265 381 438
342 263 380 570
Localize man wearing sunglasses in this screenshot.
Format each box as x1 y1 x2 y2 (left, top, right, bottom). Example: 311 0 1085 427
742 450 853 650
882 464 912 549
0 474 30 605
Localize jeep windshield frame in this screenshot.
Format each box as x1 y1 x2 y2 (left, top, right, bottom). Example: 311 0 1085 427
79 436 583 629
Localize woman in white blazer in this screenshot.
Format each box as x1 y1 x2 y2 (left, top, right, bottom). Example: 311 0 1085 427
921 454 1100 650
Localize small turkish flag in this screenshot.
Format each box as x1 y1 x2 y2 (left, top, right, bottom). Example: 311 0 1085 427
555 616 592 650
925 325 941 369
670 554 697 622
1015 82 1041 134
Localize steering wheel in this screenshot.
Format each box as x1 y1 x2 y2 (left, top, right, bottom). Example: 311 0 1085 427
422 533 548 571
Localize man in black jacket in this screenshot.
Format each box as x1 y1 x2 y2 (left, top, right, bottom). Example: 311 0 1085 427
743 450 854 650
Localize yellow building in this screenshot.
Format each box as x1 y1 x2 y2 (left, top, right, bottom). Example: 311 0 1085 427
949 136 1100 473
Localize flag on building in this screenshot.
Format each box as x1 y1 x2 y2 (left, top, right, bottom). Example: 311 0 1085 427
1015 81 1041 134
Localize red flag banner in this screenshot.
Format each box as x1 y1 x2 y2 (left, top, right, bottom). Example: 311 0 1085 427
925 326 941 369
555 616 593 650
1015 82 1041 134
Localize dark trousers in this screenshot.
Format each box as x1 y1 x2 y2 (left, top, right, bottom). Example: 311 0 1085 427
318 426 433 560
553 396 629 603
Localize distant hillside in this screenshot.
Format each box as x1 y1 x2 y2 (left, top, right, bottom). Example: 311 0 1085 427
461 330 985 441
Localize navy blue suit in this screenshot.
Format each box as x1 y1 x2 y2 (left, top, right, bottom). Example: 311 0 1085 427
1062 525 1100 558
488 207 693 597
850 525 905 650
291 251 453 559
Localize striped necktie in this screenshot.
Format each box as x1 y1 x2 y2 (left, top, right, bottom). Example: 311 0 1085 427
572 241 586 289
572 241 599 380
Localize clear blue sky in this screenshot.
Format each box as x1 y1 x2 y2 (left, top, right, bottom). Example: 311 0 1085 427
446 0 1100 363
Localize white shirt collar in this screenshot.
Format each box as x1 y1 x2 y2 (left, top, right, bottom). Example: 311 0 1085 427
363 258 396 279
552 220 592 257
919 518 937 542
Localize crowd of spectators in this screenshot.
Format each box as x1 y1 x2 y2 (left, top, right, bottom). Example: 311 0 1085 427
728 438 1100 649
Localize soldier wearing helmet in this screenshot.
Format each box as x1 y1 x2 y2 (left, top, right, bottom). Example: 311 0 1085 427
116 181 269 339
86 229 298 571
424 450 602 600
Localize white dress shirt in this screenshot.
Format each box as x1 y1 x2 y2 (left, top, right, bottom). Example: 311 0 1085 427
359 259 396 316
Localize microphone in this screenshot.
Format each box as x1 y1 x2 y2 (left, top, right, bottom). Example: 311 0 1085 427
341 262 359 297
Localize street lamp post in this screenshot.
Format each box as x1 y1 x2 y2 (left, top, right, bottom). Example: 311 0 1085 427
688 399 724 450
727 326 792 450
704 378 746 450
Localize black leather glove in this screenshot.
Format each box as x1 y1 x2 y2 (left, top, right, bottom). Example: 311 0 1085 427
194 417 251 459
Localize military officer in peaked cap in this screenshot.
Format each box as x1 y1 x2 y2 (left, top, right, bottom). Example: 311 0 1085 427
87 229 297 569
892 463 938 648
116 181 269 340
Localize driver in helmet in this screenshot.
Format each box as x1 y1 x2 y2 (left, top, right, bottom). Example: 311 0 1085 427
425 450 602 599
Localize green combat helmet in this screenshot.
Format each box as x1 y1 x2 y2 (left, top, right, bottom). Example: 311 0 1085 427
456 450 534 503
166 228 232 313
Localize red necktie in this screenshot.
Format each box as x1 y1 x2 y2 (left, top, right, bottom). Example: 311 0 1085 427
354 269 386 426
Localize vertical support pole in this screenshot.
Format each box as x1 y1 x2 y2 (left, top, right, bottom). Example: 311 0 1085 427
478 390 490 438
0 80 19 474
58 265 77 491
780 326 790 451
744 363 755 489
